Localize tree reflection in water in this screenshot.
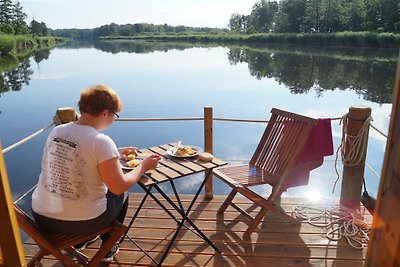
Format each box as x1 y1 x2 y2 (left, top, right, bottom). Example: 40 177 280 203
228 46 397 104
0 41 397 105
96 40 397 104
0 48 52 96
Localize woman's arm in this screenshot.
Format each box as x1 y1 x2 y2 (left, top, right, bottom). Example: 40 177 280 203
98 154 161 195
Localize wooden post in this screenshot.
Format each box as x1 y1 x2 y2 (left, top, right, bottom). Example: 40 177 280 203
204 106 213 199
365 52 400 267
339 105 371 210
55 107 78 124
0 142 26 266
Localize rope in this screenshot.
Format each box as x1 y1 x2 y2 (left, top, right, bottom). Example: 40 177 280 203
365 161 381 179
116 116 343 124
332 114 373 192
2 122 55 154
292 201 370 249
116 117 203 122
214 118 268 123
341 114 373 166
13 184 37 204
370 123 388 138
116 117 270 123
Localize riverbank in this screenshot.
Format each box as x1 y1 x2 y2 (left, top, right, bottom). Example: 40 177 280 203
102 31 400 48
0 34 65 58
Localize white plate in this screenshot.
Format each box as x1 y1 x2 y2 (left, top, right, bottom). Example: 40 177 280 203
119 159 141 170
166 146 199 158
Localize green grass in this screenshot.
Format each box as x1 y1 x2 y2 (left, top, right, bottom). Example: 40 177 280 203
0 34 65 57
102 31 400 48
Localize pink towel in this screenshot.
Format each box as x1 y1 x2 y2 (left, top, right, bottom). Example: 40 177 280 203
283 118 334 190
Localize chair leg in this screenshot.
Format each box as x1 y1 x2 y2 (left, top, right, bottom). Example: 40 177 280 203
28 250 45 267
245 207 268 235
218 189 237 214
66 247 90 266
88 223 128 267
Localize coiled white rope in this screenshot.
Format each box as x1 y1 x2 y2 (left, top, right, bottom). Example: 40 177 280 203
292 201 370 249
332 114 373 192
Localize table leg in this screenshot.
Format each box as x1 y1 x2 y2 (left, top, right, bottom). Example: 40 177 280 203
120 187 152 244
120 186 159 265
155 169 221 266
138 180 202 238
170 179 185 212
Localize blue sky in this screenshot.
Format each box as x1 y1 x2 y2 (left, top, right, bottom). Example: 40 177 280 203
18 0 253 29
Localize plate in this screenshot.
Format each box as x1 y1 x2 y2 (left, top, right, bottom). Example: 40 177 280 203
166 146 199 158
119 158 141 170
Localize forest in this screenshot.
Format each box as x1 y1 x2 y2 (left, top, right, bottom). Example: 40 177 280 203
229 0 400 33
0 0 48 36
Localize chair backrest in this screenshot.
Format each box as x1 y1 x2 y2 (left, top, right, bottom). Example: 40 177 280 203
250 108 317 184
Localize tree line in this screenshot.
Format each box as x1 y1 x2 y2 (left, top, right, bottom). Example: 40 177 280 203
50 23 227 39
0 0 49 36
229 0 400 33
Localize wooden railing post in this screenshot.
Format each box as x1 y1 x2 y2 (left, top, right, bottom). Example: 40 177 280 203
366 52 400 267
204 106 213 199
339 105 371 210
0 142 26 266
55 107 79 125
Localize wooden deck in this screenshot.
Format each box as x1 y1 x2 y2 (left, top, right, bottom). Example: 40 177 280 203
23 193 372 266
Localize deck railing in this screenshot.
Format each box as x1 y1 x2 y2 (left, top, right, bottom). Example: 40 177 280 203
3 106 387 203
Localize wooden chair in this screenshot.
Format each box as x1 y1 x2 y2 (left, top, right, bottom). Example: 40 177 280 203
14 204 128 266
213 108 318 235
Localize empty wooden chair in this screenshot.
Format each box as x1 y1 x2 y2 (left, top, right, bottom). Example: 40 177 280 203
14 204 127 266
213 108 318 235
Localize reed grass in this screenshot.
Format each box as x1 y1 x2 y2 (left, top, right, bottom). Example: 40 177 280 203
0 34 65 56
103 31 400 48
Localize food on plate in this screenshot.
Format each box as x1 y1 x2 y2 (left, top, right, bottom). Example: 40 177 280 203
126 159 141 168
124 149 138 160
174 146 197 156
126 153 136 160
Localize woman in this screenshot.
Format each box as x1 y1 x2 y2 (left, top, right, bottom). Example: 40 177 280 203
31 84 161 262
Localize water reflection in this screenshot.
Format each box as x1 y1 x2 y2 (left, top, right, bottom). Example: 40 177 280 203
227 46 397 104
0 56 32 94
0 48 52 95
95 41 397 104
0 41 397 105
93 40 213 54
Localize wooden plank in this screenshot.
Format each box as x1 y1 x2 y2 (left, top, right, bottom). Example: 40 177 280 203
149 146 194 176
162 143 211 172
24 194 369 266
24 253 365 267
0 143 26 266
144 169 169 184
366 51 400 266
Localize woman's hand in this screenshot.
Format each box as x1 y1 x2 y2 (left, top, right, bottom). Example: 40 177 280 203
140 154 162 171
118 146 137 160
99 153 161 195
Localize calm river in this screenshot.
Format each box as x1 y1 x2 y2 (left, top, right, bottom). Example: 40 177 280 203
0 40 397 206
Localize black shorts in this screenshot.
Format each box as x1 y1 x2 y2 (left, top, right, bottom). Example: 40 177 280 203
32 191 128 236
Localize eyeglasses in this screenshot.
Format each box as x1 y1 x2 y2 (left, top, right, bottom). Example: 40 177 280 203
111 111 119 119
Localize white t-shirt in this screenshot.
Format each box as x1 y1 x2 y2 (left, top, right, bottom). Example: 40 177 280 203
32 122 120 221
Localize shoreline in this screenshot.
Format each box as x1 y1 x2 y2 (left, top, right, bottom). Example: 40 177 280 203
100 32 400 49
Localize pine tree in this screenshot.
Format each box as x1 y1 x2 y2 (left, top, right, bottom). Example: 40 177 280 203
12 1 28 34
0 0 14 24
